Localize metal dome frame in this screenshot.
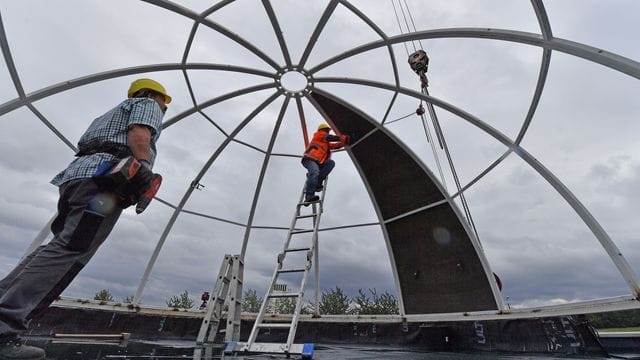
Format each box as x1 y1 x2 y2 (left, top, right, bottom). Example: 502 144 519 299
1 0 639 321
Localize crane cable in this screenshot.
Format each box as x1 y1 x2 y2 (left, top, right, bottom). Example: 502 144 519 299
403 0 424 51
390 0 447 190
390 0 410 57
393 0 481 244
397 0 417 53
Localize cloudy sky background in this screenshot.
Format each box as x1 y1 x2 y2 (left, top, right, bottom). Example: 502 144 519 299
0 0 639 310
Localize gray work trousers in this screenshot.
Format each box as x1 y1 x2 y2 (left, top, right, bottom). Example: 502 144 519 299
0 178 122 336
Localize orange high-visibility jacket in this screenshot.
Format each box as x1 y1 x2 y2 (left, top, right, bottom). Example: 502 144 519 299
302 130 348 164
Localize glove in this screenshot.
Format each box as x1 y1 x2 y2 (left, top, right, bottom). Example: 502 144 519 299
347 133 360 144
115 159 154 209
131 159 154 191
136 174 162 214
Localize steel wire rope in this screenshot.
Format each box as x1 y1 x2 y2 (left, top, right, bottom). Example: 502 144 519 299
384 111 417 125
390 0 448 190
423 86 481 244
397 0 418 53
390 0 410 57
399 0 481 242
403 0 424 51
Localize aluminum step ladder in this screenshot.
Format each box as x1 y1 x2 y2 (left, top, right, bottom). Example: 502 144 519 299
230 180 327 359
195 254 243 346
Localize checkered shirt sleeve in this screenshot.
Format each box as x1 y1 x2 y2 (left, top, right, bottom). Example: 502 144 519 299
51 98 164 186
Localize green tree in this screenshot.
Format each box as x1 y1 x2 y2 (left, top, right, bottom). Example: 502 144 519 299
587 309 640 328
94 289 114 302
353 288 399 315
273 297 297 314
242 288 263 313
318 287 350 315
166 290 194 309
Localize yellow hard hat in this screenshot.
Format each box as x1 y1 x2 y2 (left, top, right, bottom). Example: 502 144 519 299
128 78 172 104
317 123 331 131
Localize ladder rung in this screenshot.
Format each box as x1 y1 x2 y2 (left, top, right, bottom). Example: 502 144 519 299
297 200 322 207
235 342 309 354
290 229 313 235
268 293 300 298
296 214 317 219
285 247 310 253
278 268 306 273
258 323 291 329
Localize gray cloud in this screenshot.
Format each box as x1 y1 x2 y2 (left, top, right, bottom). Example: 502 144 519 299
0 1 638 311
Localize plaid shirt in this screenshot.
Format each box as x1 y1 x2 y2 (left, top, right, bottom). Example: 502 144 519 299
51 98 164 186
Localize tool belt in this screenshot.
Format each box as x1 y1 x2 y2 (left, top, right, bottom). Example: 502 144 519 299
76 142 132 158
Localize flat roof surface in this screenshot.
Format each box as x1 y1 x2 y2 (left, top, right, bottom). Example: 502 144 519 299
26 336 611 359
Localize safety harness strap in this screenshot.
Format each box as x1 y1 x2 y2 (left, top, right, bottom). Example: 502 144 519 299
75 142 131 158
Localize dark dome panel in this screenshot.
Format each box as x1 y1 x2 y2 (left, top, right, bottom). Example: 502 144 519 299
311 91 498 314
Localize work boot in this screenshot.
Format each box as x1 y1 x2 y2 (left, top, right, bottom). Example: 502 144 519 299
0 336 45 360
303 194 319 206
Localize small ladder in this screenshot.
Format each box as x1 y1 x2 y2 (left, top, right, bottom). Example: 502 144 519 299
231 180 327 359
195 254 243 346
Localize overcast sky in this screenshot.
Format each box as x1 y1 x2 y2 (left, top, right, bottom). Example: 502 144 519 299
0 0 639 310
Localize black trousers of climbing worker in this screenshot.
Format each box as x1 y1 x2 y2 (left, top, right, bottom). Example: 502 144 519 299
0 178 122 337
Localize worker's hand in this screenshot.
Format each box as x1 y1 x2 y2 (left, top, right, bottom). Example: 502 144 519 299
346 133 361 145
115 161 154 209
132 159 154 188
122 159 153 201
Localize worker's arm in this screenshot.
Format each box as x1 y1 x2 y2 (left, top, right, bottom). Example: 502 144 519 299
327 134 349 149
325 134 342 142
127 124 153 163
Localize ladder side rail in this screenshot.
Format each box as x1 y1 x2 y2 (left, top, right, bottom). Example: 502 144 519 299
196 257 232 344
287 179 328 348
245 179 327 353
196 254 233 344
282 183 308 252
225 255 244 342
210 268 233 342
313 178 328 316
248 183 307 347
286 257 314 349
244 257 287 349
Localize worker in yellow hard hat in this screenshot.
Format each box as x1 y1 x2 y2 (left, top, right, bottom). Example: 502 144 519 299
0 78 171 359
127 78 172 113
300 122 349 205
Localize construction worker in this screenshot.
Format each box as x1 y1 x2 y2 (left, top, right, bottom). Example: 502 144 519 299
301 123 348 204
0 78 170 360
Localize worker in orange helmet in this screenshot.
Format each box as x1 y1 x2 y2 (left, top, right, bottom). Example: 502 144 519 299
301 123 349 204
